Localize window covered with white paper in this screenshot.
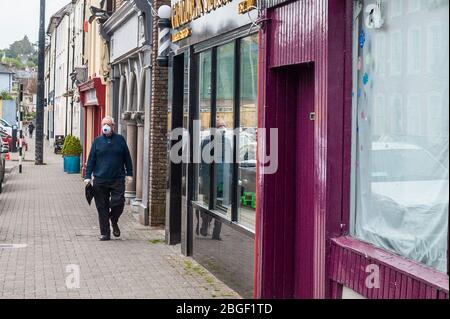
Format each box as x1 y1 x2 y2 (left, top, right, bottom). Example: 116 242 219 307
352 0 449 273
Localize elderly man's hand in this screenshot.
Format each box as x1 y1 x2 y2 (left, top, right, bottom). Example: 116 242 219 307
126 176 133 184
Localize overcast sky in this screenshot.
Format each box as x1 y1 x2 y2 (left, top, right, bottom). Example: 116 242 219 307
0 0 71 49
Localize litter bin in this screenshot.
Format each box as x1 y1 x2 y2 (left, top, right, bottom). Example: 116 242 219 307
54 135 65 154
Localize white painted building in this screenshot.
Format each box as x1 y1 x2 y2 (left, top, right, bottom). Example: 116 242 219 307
45 1 86 146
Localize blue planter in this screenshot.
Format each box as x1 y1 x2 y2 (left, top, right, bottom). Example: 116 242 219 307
64 155 81 174
63 156 68 172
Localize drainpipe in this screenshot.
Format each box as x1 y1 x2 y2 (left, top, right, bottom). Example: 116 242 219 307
71 10 76 136
52 26 58 140
82 0 86 65
80 0 87 167
65 15 71 136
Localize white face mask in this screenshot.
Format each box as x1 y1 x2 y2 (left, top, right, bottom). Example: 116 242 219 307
102 125 112 135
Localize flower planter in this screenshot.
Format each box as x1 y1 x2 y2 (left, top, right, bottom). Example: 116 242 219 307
64 155 81 174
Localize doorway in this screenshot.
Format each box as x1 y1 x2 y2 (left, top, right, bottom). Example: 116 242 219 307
261 63 315 298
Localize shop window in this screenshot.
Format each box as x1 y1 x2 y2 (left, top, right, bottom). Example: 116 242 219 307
193 35 258 231
215 43 235 214
351 0 449 273
238 34 258 230
198 50 212 206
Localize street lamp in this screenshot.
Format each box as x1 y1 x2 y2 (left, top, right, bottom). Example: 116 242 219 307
36 0 45 165
156 5 172 67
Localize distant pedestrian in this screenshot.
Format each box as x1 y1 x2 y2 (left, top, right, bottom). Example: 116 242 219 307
84 116 133 241
28 122 35 138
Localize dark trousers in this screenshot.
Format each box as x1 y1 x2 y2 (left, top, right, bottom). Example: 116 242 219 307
93 178 125 236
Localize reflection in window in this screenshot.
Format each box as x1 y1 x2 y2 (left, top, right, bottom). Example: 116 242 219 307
427 24 444 74
198 51 212 206
238 34 258 230
353 0 449 273
407 28 421 74
182 53 189 197
390 31 402 76
215 42 235 214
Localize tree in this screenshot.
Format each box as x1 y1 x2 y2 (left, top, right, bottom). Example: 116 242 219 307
5 36 35 59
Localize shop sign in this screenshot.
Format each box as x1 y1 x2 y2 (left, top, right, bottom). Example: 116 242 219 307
85 89 98 105
172 28 192 43
170 0 257 47
171 0 234 29
238 0 256 14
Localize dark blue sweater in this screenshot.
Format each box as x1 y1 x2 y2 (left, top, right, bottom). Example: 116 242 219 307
85 133 133 182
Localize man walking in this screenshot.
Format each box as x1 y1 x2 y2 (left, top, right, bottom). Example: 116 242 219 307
28 122 35 138
84 116 133 241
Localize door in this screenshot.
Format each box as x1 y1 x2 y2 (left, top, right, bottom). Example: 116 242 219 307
260 63 315 298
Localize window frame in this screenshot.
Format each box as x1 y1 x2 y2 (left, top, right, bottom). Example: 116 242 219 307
191 30 258 236
349 0 449 274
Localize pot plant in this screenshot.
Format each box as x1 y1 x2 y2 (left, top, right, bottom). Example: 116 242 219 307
62 135 82 174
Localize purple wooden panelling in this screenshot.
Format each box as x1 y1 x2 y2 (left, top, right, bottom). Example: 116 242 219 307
330 237 449 299
256 0 351 299
400 274 407 300
438 291 449 299
406 277 413 299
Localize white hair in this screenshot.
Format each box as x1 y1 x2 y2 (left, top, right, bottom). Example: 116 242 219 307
102 116 115 126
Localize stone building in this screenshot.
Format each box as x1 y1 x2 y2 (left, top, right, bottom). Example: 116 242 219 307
100 0 169 226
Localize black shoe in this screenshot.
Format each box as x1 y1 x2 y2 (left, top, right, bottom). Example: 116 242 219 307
112 224 121 237
99 235 110 241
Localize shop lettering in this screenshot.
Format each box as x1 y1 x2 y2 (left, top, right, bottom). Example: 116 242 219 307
172 27 192 42
238 0 256 14
171 0 233 29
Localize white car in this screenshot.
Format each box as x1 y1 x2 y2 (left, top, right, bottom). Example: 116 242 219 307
0 118 12 127
0 124 13 137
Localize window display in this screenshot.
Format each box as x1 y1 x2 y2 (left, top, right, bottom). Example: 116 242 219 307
352 0 449 272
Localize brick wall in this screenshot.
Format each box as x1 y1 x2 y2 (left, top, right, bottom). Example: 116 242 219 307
148 0 170 225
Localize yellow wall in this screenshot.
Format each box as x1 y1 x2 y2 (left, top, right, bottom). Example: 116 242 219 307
83 0 112 146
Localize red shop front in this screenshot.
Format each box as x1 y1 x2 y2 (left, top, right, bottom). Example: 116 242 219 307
78 77 106 176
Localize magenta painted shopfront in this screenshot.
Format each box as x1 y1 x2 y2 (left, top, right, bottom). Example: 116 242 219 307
255 0 449 299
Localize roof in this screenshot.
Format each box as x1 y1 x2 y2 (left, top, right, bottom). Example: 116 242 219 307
46 2 74 34
0 63 15 75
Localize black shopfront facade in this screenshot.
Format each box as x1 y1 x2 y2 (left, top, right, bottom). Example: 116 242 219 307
166 0 259 298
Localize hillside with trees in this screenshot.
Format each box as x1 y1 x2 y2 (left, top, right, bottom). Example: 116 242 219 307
0 35 38 70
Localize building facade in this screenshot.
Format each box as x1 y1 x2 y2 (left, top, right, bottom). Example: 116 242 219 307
78 0 110 173
101 0 169 226
0 64 14 93
256 0 448 299
166 0 449 299
45 3 74 146
166 0 259 298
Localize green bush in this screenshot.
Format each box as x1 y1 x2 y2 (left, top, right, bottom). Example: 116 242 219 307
61 135 82 156
0 91 13 100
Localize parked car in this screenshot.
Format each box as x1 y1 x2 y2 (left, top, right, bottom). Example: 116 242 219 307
0 118 13 128
0 130 12 151
0 123 13 137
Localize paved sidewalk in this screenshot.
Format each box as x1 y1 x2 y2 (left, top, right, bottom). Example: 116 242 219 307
0 138 239 299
